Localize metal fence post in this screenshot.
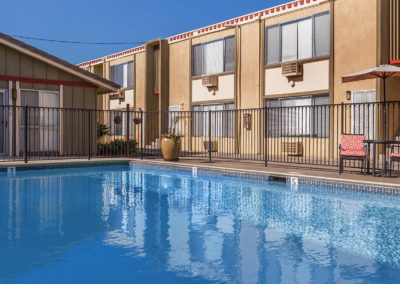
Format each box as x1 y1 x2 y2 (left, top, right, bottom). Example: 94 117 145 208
88 109 91 160
140 109 143 160
126 104 130 156
208 110 212 163
341 102 344 134
264 107 268 167
24 105 28 163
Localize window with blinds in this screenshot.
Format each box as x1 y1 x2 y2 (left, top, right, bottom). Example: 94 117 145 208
352 90 376 140
265 12 330 65
192 103 235 137
265 94 329 138
110 61 134 89
19 90 60 152
192 36 235 76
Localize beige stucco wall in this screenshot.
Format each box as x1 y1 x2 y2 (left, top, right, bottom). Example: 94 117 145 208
264 2 330 27
333 0 378 105
265 60 330 96
192 29 235 45
192 74 234 103
169 40 191 110
135 52 146 109
239 22 261 109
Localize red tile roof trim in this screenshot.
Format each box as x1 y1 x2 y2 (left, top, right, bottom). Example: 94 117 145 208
77 0 324 68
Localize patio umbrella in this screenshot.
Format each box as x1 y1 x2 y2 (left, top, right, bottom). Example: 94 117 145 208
342 64 400 140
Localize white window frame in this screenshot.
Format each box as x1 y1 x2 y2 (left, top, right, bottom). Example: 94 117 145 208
192 102 234 138
168 105 182 135
351 90 376 140
110 61 134 89
265 11 330 65
0 90 9 155
192 36 235 77
19 89 60 153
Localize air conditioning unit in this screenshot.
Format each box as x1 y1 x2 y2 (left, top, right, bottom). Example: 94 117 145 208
203 140 218 152
281 142 303 156
202 76 218 88
110 90 125 100
282 62 303 77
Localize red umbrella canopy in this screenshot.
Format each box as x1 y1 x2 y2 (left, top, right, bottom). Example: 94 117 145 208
342 64 400 83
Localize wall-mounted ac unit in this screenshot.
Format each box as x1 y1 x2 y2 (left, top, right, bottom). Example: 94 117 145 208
110 90 125 100
203 140 218 152
282 62 303 77
202 76 218 88
281 142 303 156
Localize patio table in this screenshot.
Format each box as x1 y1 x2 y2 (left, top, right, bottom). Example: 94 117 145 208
364 140 400 176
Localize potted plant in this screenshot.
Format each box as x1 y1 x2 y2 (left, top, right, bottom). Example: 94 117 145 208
133 117 142 125
114 115 122 125
161 115 188 161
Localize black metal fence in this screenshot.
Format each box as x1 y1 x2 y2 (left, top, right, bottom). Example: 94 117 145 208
1 102 400 174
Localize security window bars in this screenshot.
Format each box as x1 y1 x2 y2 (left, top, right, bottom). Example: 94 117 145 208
265 12 330 65
265 94 330 138
192 103 235 137
192 36 235 77
110 61 134 88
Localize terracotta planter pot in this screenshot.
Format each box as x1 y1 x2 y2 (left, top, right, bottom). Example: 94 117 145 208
161 137 181 161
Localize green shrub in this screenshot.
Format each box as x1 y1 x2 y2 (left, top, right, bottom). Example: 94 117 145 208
97 139 138 155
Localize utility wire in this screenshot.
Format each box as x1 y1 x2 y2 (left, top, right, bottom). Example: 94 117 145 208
11 34 146 45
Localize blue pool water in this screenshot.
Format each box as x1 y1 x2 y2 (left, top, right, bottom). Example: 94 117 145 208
1 165 400 283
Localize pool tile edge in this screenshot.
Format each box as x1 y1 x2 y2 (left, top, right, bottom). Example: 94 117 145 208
0 160 130 172
130 160 400 196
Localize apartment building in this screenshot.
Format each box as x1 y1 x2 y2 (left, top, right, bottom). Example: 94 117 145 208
78 0 400 159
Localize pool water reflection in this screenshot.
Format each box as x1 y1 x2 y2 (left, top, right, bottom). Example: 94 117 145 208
1 165 400 283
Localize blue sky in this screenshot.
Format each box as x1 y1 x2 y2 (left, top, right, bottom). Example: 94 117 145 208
2 0 287 64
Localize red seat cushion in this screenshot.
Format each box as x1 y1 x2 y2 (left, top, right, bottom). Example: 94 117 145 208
340 150 368 157
390 153 400 158
340 135 367 157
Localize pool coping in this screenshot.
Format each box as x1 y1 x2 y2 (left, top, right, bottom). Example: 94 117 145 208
129 160 400 196
1 158 400 196
0 160 130 172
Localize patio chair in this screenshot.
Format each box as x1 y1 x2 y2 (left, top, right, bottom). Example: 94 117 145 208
389 145 400 177
339 134 369 175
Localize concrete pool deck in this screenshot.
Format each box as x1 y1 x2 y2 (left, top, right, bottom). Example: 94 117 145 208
1 157 400 192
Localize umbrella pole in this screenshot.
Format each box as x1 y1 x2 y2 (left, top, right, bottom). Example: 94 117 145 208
383 77 387 174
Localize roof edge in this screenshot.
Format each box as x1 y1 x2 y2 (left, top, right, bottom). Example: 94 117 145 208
77 0 327 68
0 33 120 92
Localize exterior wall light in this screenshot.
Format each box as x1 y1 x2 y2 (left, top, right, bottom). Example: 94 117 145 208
346 91 351 101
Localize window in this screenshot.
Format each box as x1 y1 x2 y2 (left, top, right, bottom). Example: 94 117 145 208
168 105 182 135
192 103 234 137
265 12 330 65
265 25 280 65
352 90 376 140
153 46 159 94
110 111 126 136
265 94 329 138
314 12 330 57
19 90 60 152
110 61 134 89
192 36 235 76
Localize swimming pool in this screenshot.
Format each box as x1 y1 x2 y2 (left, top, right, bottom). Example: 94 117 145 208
1 165 400 283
